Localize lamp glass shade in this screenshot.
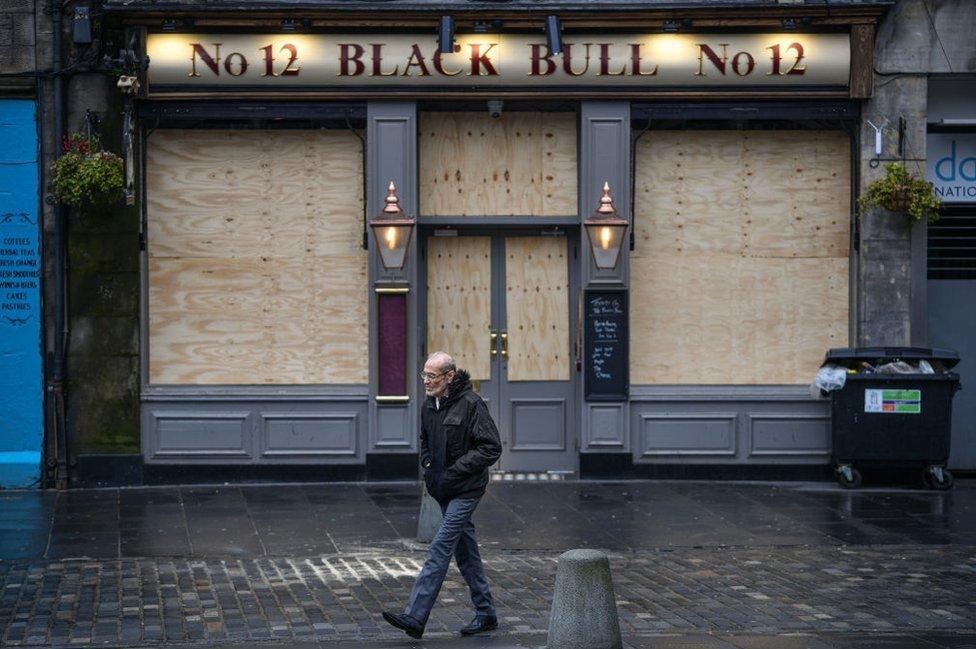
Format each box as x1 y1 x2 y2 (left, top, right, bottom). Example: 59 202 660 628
584 221 627 269
370 221 413 269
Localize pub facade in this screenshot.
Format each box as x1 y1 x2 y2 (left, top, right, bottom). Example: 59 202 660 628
28 0 976 487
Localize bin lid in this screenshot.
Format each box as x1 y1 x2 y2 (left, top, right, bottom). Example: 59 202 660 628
824 346 960 370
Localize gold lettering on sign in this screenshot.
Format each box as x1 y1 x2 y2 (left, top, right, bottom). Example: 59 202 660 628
599 44 627 76
629 43 658 76
731 51 755 76
562 43 591 77
260 44 276 77
278 44 299 76
402 44 431 76
786 42 807 75
150 33 842 88
433 44 463 76
696 43 729 76
766 42 807 76
339 43 365 76
189 42 221 77
529 44 556 76
468 43 499 76
371 44 400 76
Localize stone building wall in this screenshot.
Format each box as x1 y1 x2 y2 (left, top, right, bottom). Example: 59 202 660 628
859 0 976 346
2 0 141 485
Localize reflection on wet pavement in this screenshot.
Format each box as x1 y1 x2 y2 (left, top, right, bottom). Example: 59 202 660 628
1 480 974 560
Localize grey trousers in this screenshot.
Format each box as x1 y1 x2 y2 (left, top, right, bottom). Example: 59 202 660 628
403 496 496 627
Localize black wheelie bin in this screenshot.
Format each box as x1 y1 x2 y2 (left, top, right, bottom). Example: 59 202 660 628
823 347 961 490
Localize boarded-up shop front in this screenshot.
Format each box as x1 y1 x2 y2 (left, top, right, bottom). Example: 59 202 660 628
127 10 884 481
625 125 852 470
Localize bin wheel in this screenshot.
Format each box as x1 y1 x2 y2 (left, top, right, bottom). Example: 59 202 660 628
836 465 862 489
922 466 954 491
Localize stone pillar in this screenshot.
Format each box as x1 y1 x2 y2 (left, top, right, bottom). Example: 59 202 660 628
859 0 935 346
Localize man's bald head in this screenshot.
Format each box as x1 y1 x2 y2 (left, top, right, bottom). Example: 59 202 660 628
426 351 456 373
423 352 457 398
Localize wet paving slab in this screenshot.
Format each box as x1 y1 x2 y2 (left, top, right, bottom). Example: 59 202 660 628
1 481 975 647
1 480 975 560
151 631 976 649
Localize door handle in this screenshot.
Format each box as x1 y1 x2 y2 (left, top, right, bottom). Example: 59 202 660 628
500 331 508 358
490 329 498 357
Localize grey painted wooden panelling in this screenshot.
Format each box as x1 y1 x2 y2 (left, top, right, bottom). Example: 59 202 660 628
584 403 628 450
366 101 419 454
143 400 367 464
580 101 631 288
630 388 831 464
509 398 568 452
373 405 413 450
638 413 738 458
578 101 631 455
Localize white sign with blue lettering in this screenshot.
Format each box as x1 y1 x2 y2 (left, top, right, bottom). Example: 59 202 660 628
927 133 976 203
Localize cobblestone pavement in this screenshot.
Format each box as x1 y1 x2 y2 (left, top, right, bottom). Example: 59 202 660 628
1 480 975 647
2 543 976 645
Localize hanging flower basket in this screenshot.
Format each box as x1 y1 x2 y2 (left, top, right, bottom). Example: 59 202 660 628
883 185 911 213
858 162 941 224
50 133 125 210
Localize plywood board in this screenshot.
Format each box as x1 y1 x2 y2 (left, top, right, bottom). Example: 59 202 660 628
631 130 850 385
419 112 577 217
147 129 367 385
426 236 492 381
505 236 570 382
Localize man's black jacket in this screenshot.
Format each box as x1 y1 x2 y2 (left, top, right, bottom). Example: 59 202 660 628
421 369 502 503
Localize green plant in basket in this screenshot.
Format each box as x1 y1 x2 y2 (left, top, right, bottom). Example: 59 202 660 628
51 133 124 209
857 162 941 224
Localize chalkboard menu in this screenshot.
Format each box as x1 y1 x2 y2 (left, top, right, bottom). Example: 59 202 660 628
584 290 628 400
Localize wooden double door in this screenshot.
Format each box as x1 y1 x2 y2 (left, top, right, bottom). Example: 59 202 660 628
423 230 578 474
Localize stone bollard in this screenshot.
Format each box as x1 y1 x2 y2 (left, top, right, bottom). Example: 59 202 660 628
416 487 443 543
546 549 622 649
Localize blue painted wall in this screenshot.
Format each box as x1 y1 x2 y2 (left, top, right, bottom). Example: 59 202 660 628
0 100 43 489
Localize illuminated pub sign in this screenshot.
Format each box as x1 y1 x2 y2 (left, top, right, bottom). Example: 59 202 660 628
146 33 851 90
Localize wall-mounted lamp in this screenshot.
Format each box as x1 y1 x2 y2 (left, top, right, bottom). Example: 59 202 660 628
545 15 563 55
280 18 297 32
370 182 415 270
438 16 455 55
160 18 179 32
584 182 629 270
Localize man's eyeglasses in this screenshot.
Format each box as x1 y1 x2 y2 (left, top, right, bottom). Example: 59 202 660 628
420 371 448 382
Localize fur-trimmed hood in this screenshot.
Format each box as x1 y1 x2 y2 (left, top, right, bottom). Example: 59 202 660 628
442 368 472 407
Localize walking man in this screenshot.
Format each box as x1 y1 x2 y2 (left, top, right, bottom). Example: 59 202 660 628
382 351 502 639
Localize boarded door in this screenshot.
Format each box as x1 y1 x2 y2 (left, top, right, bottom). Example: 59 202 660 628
425 233 577 473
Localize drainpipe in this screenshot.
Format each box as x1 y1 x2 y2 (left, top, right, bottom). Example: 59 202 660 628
50 0 69 490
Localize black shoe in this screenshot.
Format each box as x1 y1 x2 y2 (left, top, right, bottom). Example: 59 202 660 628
382 611 424 639
460 614 498 636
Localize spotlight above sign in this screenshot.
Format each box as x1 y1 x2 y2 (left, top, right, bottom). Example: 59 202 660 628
145 32 851 94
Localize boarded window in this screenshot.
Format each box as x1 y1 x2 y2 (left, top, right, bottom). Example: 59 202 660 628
419 112 577 216
147 129 367 385
631 130 850 385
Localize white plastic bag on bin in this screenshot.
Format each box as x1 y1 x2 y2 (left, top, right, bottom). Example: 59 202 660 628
811 363 847 398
